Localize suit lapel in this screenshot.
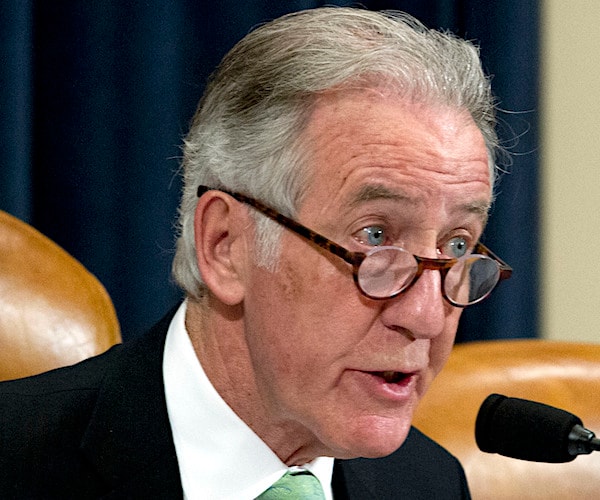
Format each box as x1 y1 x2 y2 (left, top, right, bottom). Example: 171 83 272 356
332 428 425 499
80 308 183 497
333 428 469 500
333 457 379 500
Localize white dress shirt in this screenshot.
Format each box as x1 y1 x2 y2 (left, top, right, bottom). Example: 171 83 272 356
163 301 334 499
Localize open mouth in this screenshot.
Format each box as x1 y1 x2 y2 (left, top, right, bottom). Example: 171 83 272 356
372 371 411 384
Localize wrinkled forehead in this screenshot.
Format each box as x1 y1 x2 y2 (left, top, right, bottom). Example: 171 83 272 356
298 88 493 186
295 90 491 211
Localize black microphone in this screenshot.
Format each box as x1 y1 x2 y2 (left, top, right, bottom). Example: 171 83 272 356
475 393 600 463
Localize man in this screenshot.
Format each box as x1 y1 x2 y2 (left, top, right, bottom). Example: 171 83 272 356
0 7 510 499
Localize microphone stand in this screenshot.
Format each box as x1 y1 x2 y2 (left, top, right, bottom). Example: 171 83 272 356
568 425 600 456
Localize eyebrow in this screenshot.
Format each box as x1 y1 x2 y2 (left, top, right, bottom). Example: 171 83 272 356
462 200 491 221
348 184 412 207
347 183 491 222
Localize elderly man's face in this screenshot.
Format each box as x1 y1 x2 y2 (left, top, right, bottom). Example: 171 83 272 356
242 90 491 461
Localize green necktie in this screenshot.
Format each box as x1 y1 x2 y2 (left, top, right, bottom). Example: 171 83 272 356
256 470 326 499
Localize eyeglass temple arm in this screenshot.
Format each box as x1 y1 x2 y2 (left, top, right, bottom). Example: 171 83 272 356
476 242 513 280
197 186 365 267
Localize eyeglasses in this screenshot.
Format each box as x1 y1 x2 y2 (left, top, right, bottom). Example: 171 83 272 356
197 186 512 307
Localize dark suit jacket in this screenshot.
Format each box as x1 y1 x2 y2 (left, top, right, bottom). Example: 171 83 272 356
0 310 470 499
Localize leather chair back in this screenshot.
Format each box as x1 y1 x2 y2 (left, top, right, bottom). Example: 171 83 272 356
0 210 121 381
413 340 600 500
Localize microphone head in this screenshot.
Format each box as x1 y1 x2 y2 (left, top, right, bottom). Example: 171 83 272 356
475 394 582 463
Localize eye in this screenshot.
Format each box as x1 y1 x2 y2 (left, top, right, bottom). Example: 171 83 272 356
355 225 386 247
443 236 469 258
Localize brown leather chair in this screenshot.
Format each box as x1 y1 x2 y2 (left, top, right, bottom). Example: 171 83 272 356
0 210 121 381
413 340 600 499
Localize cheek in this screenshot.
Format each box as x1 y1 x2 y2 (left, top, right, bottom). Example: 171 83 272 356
265 245 359 333
429 309 462 376
243 254 371 394
247 263 358 366
242 261 322 377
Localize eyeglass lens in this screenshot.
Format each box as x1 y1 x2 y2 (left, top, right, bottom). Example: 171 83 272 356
357 247 500 306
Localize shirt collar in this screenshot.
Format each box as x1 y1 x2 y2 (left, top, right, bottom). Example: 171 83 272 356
163 301 334 499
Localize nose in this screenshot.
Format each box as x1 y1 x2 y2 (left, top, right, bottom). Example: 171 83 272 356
380 268 448 339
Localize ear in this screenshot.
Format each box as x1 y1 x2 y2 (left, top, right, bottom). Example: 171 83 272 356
194 191 250 305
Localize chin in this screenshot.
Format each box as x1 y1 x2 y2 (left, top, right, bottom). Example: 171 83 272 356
327 415 413 459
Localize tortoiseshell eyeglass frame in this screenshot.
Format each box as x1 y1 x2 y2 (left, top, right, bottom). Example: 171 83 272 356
197 185 513 306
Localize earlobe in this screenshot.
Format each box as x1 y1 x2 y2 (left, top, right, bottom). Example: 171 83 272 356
194 192 248 305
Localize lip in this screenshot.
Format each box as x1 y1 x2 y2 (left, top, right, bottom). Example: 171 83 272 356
349 369 419 402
